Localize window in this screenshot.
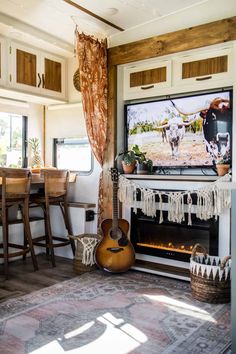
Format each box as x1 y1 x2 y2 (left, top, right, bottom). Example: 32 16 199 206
53 137 93 174
0 112 27 167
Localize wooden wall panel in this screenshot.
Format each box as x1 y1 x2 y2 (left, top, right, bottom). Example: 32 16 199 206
102 65 117 220
44 58 62 92
130 67 166 87
16 49 36 87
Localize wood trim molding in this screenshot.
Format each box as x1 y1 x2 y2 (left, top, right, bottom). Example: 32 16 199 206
108 16 236 66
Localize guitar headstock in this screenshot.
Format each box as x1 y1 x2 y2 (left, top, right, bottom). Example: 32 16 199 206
110 167 119 182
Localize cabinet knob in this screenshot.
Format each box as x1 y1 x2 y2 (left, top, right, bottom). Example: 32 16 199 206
196 75 212 81
42 73 45 88
37 73 42 87
141 85 154 90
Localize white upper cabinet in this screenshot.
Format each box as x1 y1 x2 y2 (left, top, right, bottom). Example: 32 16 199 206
123 59 171 100
173 47 233 89
0 37 7 86
7 41 67 100
122 43 234 100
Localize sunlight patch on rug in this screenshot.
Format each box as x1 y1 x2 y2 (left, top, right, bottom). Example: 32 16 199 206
144 294 217 322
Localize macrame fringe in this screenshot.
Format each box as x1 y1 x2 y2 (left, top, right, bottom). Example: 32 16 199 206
78 237 100 266
118 174 231 223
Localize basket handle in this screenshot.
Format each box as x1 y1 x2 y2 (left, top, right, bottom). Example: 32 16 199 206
68 234 101 241
220 255 231 269
192 243 207 258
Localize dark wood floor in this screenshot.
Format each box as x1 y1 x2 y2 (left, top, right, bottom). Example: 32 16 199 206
0 254 77 303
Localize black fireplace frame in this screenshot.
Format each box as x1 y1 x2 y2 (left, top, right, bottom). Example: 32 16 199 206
130 208 219 262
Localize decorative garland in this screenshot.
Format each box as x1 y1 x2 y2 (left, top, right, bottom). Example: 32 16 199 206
118 174 231 225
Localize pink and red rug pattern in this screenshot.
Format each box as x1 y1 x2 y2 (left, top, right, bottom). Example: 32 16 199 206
0 271 231 353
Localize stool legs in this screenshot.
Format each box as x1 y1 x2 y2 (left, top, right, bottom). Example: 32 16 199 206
2 208 9 279
61 200 75 256
22 200 38 271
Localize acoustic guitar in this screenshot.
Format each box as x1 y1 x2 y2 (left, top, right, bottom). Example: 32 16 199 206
95 167 135 273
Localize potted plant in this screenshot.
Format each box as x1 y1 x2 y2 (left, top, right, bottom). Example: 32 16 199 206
216 157 231 176
117 149 137 174
131 144 153 174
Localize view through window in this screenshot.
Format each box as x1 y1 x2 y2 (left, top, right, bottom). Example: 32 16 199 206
0 112 27 167
54 137 93 174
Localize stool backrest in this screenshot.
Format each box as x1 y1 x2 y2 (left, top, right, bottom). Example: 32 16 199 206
0 167 32 200
41 169 69 198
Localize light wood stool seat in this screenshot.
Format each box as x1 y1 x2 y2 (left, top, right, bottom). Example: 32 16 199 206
30 169 75 267
0 167 38 279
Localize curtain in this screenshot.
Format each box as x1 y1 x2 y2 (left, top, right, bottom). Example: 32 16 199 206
76 32 108 227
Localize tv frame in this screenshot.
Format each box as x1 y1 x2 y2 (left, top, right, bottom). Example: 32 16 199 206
124 88 233 174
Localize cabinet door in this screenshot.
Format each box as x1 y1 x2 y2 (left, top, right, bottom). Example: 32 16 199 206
173 47 233 88
41 53 66 99
0 37 7 86
9 42 41 93
123 60 171 99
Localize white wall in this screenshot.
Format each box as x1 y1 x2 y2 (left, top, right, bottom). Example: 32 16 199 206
45 104 101 205
109 0 236 47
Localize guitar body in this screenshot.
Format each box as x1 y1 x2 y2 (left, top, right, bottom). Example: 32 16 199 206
95 218 135 273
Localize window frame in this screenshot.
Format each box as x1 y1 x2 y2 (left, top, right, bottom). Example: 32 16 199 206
53 137 93 175
0 112 28 168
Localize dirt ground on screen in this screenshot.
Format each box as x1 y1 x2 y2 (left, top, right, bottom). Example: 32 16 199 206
128 131 213 167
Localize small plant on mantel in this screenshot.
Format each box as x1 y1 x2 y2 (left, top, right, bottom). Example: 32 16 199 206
216 156 231 176
132 144 153 174
117 149 136 174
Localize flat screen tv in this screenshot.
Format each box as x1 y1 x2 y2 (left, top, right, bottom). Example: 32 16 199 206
124 89 232 170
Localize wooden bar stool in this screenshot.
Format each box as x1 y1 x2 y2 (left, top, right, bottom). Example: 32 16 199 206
30 169 75 267
0 167 38 279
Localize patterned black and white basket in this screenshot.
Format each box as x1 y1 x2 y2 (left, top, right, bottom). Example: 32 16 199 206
190 243 231 303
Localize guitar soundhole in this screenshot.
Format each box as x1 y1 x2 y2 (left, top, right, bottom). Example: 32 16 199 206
110 228 129 246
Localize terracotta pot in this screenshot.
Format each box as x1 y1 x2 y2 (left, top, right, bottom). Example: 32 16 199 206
122 160 136 174
216 164 230 176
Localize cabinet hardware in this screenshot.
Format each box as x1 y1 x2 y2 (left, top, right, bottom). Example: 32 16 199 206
42 73 45 88
37 73 42 87
9 46 12 55
9 74 12 82
141 85 154 90
196 75 212 81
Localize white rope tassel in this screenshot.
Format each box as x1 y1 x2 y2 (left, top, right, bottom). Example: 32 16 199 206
187 193 192 226
118 174 231 223
79 237 100 266
157 192 163 223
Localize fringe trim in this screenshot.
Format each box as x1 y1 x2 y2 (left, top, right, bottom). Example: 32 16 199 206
118 174 231 223
190 257 231 280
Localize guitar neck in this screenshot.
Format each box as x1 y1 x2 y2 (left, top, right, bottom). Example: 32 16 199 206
112 181 119 231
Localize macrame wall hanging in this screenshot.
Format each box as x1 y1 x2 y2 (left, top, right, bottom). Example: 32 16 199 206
118 174 231 225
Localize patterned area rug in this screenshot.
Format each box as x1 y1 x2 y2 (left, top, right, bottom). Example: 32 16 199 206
0 270 231 354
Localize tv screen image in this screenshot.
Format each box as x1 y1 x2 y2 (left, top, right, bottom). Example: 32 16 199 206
125 90 232 169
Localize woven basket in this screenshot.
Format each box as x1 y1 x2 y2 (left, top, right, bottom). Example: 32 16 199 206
190 243 231 303
69 233 101 274
73 68 81 92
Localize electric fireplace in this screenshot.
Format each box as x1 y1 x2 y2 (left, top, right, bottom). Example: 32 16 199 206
130 208 219 263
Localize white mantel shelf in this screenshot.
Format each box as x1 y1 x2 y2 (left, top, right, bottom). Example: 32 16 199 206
122 174 219 182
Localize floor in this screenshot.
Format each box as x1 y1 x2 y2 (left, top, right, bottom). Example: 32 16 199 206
0 255 232 353
0 254 77 303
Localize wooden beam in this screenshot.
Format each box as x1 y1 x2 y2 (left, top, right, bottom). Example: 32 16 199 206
108 16 236 66
63 0 124 32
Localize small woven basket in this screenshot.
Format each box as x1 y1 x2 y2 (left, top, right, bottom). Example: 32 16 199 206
190 243 231 303
69 233 101 274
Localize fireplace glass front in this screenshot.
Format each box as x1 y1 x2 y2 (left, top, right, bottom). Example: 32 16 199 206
130 209 219 262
